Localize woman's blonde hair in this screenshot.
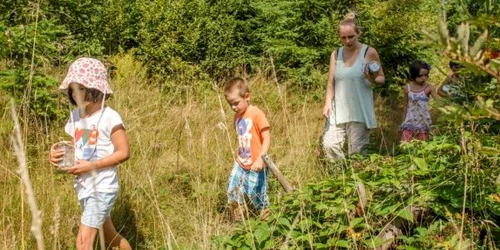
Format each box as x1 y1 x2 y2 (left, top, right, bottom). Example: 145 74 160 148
339 12 361 34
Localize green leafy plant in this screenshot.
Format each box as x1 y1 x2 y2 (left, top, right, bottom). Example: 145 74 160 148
214 133 499 249
0 69 63 120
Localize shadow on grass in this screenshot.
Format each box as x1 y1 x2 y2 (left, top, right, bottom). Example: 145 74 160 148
112 191 146 249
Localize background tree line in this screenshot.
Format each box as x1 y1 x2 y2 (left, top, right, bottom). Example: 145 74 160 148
1 0 497 116
0 0 453 119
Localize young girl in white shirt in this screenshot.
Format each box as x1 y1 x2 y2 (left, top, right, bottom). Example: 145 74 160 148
49 57 132 249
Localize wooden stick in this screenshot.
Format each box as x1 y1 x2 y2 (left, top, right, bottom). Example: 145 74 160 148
261 154 293 193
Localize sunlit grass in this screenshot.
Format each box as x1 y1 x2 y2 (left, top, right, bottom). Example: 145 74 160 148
0 53 407 249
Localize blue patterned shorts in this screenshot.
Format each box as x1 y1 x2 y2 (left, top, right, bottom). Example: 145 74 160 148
227 162 269 210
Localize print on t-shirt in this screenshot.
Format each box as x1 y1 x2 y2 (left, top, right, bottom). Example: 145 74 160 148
74 124 99 160
236 118 253 166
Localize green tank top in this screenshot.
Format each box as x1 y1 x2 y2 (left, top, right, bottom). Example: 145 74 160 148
334 44 377 129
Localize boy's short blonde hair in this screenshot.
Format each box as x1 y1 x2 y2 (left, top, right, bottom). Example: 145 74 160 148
224 77 250 97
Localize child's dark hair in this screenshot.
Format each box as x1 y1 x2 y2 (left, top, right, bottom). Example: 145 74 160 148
224 77 250 97
68 87 110 105
409 60 431 80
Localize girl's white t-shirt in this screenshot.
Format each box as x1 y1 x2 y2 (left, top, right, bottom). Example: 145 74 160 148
64 107 123 200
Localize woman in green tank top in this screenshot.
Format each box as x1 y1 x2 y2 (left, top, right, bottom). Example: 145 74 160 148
322 12 385 160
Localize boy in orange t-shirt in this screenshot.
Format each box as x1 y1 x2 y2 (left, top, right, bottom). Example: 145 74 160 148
224 77 271 221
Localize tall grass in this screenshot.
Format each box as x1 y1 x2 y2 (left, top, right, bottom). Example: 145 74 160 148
0 55 302 249
0 52 408 249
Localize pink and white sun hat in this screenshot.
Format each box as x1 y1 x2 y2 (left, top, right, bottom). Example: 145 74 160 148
59 57 113 94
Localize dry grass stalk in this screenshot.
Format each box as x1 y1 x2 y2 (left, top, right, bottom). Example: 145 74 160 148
145 171 179 249
458 121 469 248
10 100 45 249
50 200 60 250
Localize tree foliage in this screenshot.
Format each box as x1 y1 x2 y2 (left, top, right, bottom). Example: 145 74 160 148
0 0 444 94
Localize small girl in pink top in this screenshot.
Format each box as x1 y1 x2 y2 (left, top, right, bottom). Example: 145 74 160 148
400 60 440 142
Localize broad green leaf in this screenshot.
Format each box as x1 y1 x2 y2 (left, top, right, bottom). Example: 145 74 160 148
244 236 253 249
277 217 291 229
378 177 388 184
327 238 350 248
397 208 414 223
344 186 353 195
415 227 428 236
413 158 428 171
376 204 400 216
240 245 251 250
362 237 385 247
480 146 500 156
350 217 364 227
314 243 328 249
296 233 313 243
404 246 419 250
315 202 329 210
449 234 459 246
330 223 348 234
333 240 350 248
263 237 273 249
254 225 271 245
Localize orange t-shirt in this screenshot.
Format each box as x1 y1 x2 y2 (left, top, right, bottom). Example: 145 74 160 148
234 105 270 170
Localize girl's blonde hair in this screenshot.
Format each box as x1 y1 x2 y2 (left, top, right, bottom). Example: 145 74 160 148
339 12 361 35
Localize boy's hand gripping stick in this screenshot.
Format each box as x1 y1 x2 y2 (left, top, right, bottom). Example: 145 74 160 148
261 153 293 193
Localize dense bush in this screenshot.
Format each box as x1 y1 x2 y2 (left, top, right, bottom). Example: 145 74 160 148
0 69 62 119
0 0 444 92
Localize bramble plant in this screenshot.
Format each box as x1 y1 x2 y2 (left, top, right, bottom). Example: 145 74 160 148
214 134 499 249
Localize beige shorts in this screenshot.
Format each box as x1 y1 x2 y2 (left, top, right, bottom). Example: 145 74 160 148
321 110 370 160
